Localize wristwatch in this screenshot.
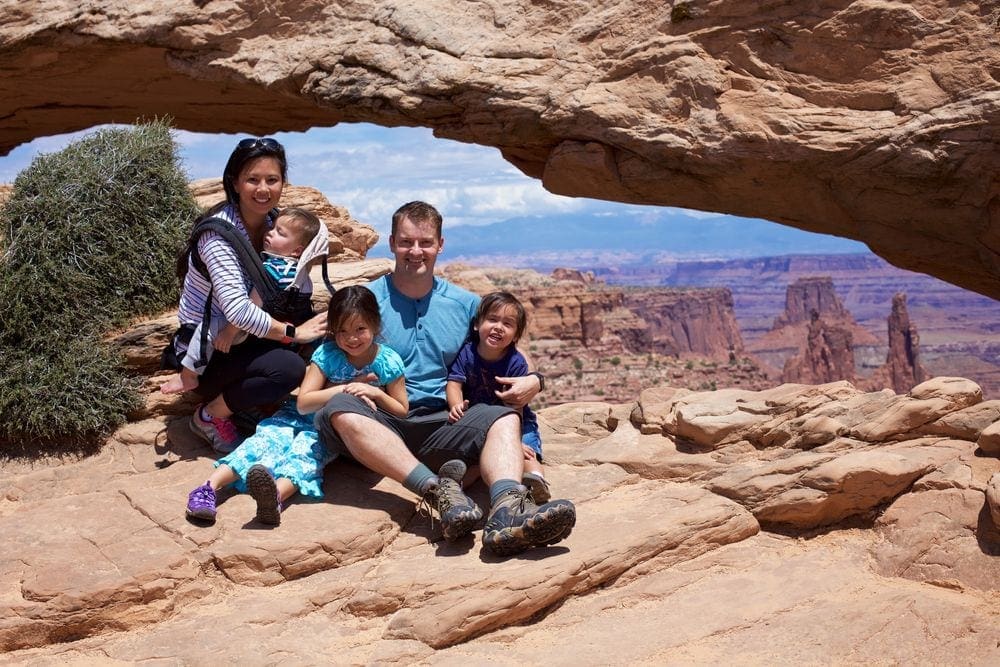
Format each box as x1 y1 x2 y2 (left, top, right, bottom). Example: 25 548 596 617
280 323 296 344
530 371 546 391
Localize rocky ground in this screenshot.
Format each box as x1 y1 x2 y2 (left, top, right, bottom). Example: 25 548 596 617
2 276 999 663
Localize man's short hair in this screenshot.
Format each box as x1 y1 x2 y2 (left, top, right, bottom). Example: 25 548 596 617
391 201 443 238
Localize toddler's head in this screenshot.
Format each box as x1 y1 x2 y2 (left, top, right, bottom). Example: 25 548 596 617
474 291 528 352
264 207 321 258
326 285 382 356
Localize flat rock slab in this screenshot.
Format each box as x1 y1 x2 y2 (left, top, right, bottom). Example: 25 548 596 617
0 477 757 661
0 492 202 652
428 532 1000 665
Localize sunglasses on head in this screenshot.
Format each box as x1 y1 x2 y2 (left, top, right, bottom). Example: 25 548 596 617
237 137 281 150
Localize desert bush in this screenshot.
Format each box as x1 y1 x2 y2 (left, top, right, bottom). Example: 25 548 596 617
0 120 199 454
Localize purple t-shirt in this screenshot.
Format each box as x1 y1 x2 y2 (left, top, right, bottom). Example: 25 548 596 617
447 341 538 435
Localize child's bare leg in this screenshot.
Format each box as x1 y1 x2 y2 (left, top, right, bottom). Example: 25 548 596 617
207 464 240 490
520 447 551 503
160 367 200 394
276 477 299 504
524 456 544 477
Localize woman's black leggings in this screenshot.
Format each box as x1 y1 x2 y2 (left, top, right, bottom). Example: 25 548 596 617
195 337 305 412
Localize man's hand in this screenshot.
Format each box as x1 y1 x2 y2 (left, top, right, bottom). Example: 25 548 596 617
449 399 469 423
494 373 541 408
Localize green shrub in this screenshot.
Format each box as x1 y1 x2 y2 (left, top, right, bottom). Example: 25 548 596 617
0 120 199 455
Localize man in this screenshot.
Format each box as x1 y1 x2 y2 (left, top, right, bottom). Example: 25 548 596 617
316 201 575 556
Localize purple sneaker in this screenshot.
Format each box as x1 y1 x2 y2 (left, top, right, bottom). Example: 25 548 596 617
186 483 217 523
247 465 281 526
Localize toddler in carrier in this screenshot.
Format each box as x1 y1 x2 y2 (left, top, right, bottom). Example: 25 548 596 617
161 207 322 395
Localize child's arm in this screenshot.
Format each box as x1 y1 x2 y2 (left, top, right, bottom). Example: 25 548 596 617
296 363 346 414
214 322 239 353
446 380 469 423
214 288 263 353
337 377 408 416
377 376 409 417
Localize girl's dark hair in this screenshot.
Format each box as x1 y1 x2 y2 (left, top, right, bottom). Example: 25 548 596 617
326 285 382 342
475 291 528 343
222 137 288 206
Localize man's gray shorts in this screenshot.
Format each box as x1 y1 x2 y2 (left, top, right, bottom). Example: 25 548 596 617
315 394 516 471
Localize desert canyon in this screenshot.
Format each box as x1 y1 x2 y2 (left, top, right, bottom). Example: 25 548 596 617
1 1 999 665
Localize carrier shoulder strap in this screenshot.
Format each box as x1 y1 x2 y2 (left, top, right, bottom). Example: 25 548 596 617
189 216 281 303
188 216 281 369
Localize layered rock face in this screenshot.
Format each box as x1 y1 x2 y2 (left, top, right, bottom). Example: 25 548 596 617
866 292 928 393
782 310 856 385
752 276 875 376
3 355 999 662
1 2 999 300
440 264 767 403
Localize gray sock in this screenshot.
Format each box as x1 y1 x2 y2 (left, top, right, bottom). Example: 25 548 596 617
403 463 437 496
489 479 520 506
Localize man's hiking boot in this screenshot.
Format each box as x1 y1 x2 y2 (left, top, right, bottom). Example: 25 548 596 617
482 485 575 557
186 483 217 523
247 465 282 526
190 405 241 453
522 472 551 504
425 459 482 541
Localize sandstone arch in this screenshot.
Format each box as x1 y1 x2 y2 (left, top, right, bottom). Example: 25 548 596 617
2 1 998 299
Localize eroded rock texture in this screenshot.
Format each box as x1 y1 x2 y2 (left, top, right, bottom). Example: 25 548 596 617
2 327 999 662
1 1 999 299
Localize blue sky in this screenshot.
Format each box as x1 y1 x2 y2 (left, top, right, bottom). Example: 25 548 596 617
0 123 867 257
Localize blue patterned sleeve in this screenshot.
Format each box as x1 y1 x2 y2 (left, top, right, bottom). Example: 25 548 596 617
374 345 406 385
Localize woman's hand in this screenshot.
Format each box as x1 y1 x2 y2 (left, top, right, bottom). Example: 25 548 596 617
294 312 327 343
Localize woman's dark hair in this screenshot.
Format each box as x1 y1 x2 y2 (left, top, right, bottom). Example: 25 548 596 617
475 291 528 343
175 138 288 281
326 285 382 342
222 137 288 206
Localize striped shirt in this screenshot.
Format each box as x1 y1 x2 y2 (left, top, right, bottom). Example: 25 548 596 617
176 205 272 355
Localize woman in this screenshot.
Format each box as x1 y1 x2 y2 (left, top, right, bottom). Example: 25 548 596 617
165 137 326 452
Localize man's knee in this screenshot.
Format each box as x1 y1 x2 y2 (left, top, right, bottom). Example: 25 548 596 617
487 411 521 436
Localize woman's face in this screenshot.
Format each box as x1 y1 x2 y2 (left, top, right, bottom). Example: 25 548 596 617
235 156 284 221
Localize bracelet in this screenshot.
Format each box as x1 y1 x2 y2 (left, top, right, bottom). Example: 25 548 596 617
530 371 546 391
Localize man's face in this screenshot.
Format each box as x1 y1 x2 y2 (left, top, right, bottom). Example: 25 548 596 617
389 216 443 278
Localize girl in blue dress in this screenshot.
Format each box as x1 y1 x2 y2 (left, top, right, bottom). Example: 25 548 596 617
184 285 408 526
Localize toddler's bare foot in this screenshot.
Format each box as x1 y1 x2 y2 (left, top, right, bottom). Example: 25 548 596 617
160 373 199 394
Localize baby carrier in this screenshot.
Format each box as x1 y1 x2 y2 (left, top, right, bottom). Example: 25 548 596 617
162 213 336 371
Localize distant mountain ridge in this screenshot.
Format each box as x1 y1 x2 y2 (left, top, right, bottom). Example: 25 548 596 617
440 211 868 259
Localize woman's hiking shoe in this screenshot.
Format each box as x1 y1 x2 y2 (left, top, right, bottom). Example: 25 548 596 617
522 472 551 504
189 405 241 454
247 465 281 526
482 486 576 557
186 483 217 523
425 459 482 541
